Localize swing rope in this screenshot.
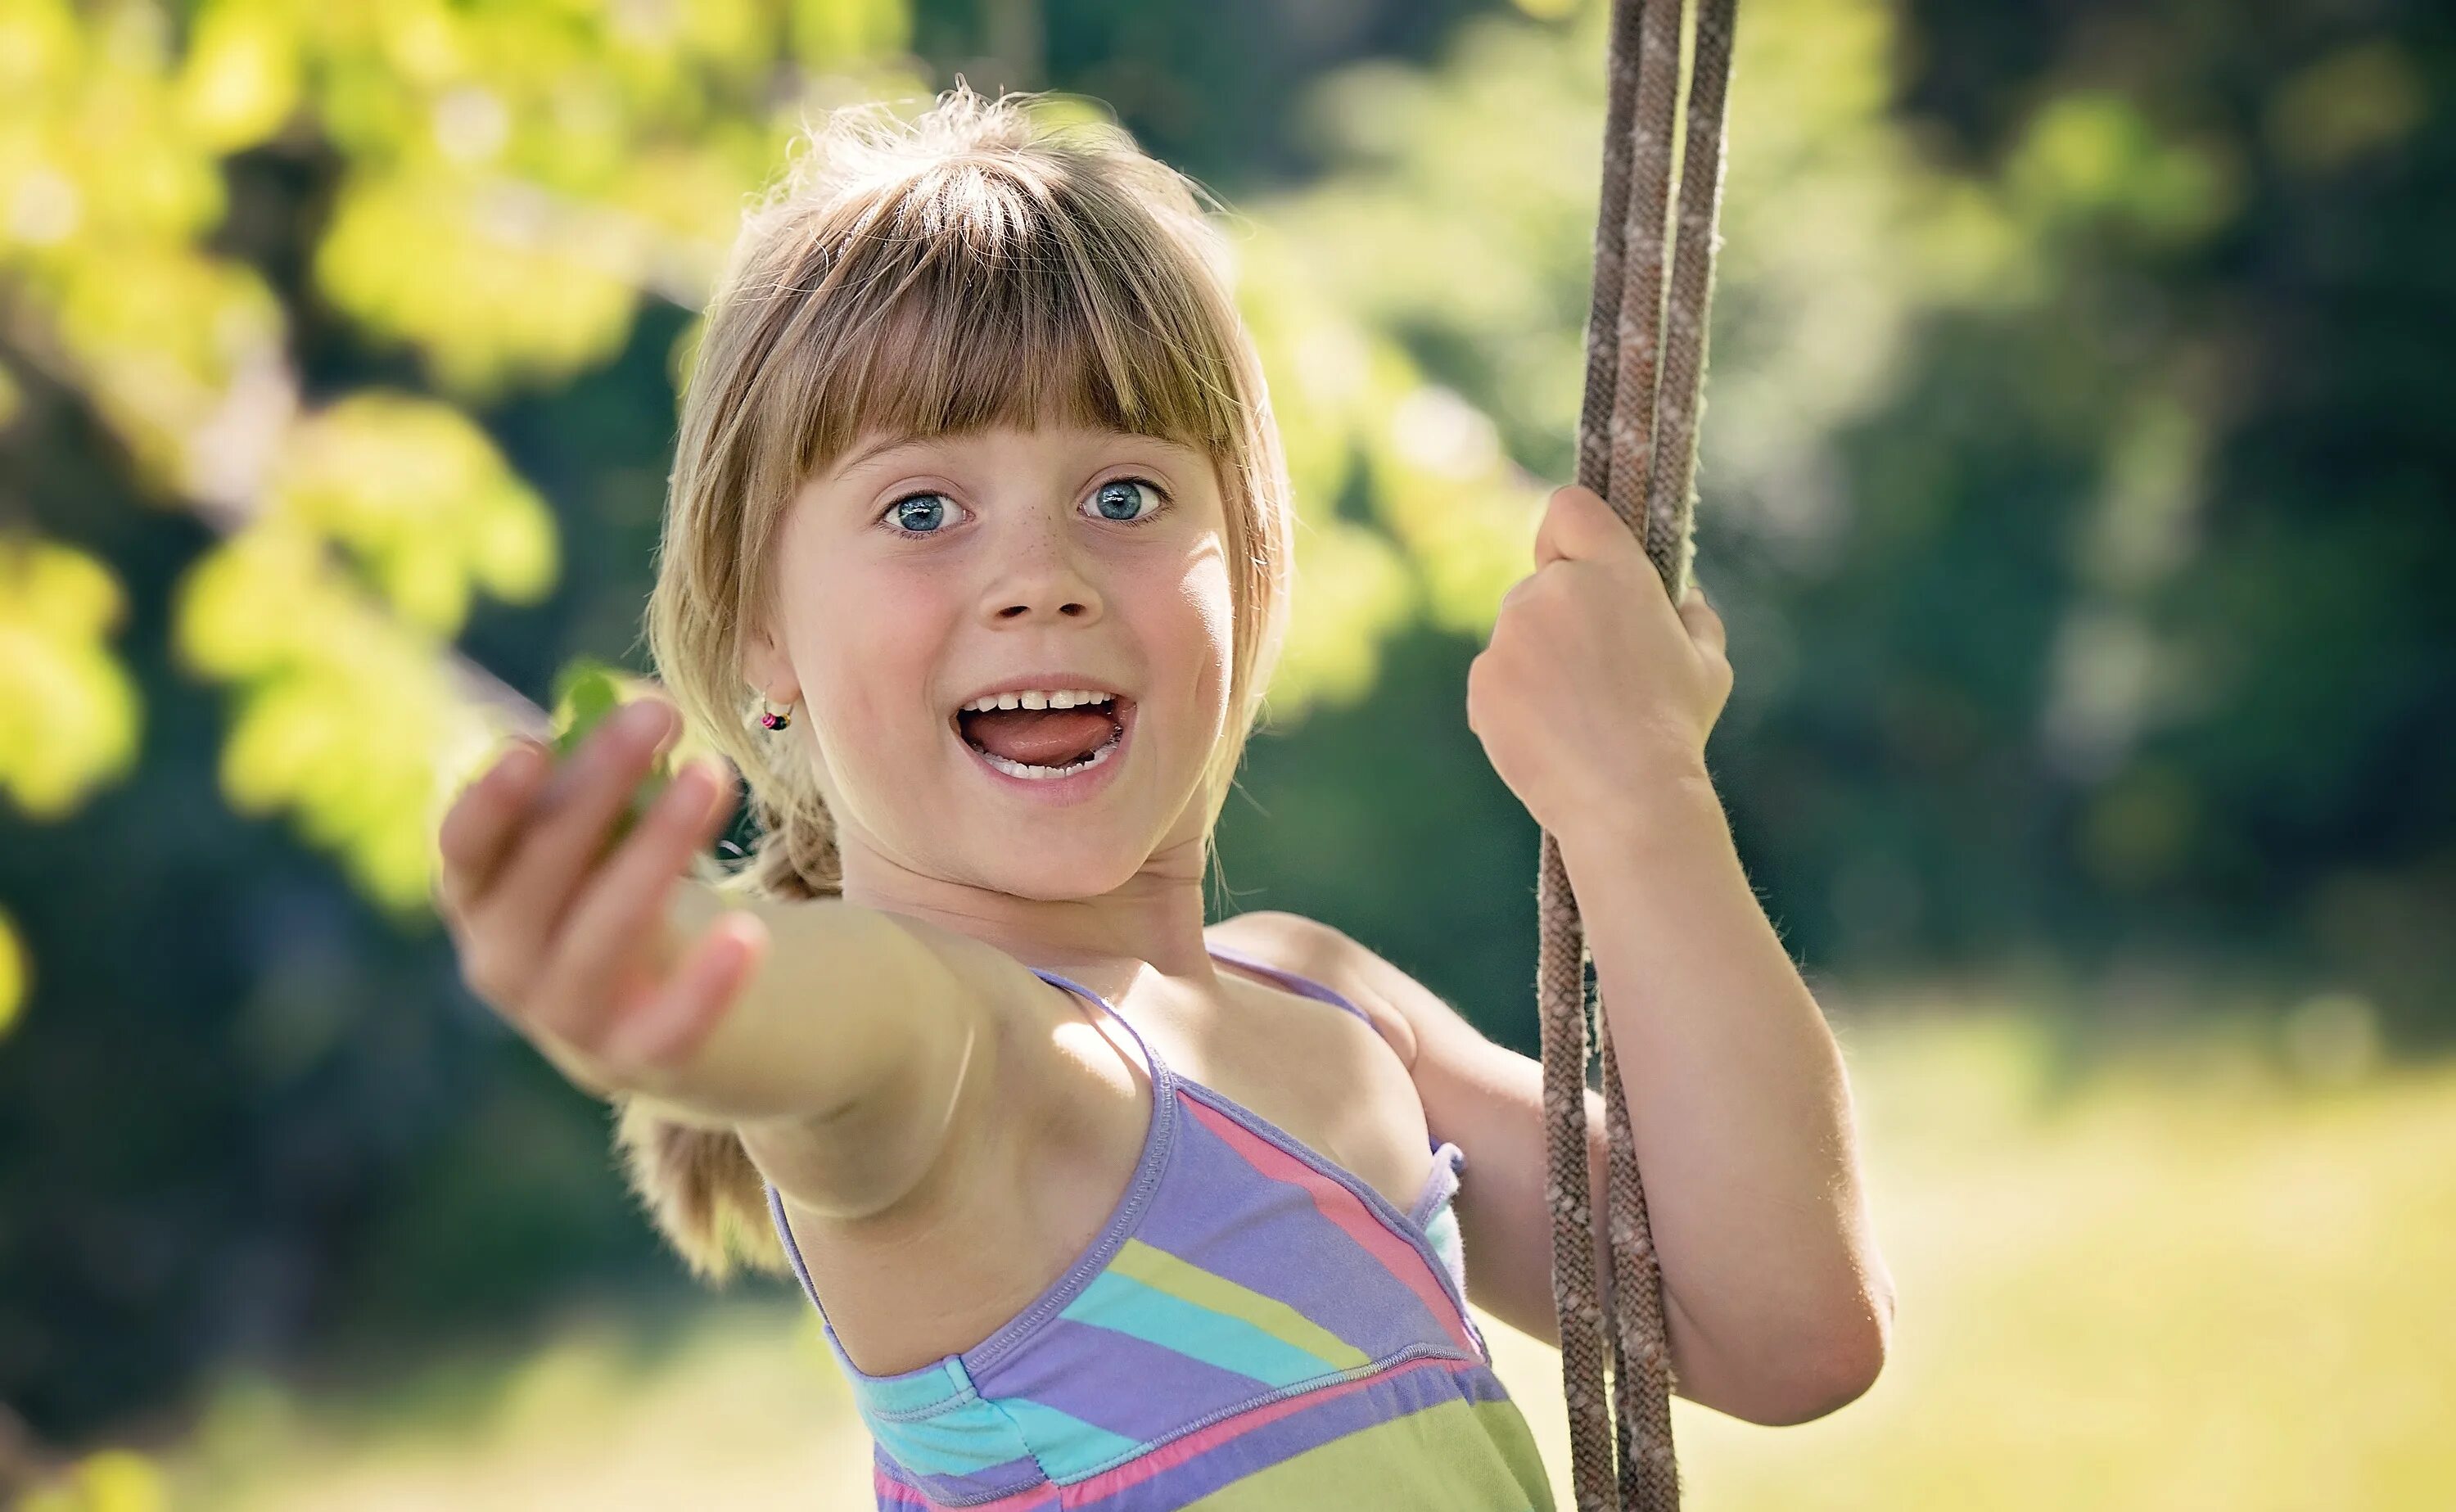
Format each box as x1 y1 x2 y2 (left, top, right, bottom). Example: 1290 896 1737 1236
1539 0 1738 1506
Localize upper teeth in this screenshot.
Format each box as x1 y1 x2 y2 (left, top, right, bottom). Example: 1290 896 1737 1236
961 688 1116 712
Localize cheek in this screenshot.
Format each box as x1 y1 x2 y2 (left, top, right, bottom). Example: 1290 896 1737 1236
1158 551 1237 707
794 559 961 765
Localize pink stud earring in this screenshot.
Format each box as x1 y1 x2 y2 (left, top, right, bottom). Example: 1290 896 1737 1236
756 695 794 731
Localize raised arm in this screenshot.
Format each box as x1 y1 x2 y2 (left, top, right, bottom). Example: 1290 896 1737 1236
1451 485 1893 1423
1209 909 1885 1428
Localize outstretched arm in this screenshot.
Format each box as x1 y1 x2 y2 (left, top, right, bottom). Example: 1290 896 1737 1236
435 696 1029 1220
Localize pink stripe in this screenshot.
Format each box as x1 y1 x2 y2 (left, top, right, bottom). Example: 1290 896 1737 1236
1058 1354 1477 1507
1179 1095 1479 1355
878 1356 1484 1510
877 1465 1059 1512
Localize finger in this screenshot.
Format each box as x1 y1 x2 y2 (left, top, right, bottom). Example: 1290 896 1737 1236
1533 484 1633 569
435 739 554 918
529 1020 626 1102
531 696 676 818
1678 584 1727 660
472 697 686 1009
598 909 769 1075
529 753 739 1052
528 755 739 1051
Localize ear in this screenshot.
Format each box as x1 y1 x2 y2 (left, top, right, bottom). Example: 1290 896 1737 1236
739 626 799 705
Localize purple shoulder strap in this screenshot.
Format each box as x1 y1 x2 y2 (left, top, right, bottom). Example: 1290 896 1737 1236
1203 939 1379 1030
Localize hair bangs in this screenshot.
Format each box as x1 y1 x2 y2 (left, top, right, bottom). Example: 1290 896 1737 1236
799 161 1242 474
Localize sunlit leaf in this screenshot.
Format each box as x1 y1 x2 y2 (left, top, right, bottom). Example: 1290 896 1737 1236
0 535 142 819
265 391 560 634
791 0 911 69
2010 93 2240 247
0 908 25 1040
20 1448 165 1512
2269 43 2429 174
178 0 304 152
174 524 492 914
0 0 81 105
43 245 283 490
315 169 645 395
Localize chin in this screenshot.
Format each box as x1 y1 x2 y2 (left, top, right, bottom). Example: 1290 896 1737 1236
966 855 1140 902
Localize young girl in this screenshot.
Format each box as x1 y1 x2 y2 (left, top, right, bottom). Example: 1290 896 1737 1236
434 85 1890 1510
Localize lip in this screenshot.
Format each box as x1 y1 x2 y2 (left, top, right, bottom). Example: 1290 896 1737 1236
951 695 1135 806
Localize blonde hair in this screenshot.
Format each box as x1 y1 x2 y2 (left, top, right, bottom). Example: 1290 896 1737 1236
616 85 1294 1281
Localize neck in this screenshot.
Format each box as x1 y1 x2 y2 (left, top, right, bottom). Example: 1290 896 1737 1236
837 829 1221 1000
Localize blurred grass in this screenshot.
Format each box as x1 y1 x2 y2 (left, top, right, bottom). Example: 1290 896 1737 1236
157 1000 2454 1510
1664 995 2456 1509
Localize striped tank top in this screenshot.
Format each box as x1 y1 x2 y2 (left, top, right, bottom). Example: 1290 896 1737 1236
763 941 1556 1510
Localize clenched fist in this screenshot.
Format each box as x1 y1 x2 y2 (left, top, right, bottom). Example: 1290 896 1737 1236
1466 484 1732 837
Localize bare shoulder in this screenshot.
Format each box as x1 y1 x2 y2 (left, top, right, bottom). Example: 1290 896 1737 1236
1206 910 1502 1072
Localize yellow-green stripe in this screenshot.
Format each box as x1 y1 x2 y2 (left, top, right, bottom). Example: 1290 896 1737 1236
1180 1397 1555 1510
1106 1239 1372 1372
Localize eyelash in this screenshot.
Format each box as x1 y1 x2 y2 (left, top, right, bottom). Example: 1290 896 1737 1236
878 476 1172 539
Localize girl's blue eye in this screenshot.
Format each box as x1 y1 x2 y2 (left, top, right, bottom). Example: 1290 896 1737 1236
887 492 958 535
1090 478 1163 523
883 480 1162 535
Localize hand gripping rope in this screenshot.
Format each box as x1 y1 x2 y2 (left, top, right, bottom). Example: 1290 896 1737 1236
1538 0 1738 1506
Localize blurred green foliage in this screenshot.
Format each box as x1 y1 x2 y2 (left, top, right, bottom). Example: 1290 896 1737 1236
0 536 141 820
0 909 22 1040
0 0 2446 1474
19 1448 167 1512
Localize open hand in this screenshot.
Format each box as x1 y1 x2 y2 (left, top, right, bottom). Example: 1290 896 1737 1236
1467 484 1731 836
433 697 762 1096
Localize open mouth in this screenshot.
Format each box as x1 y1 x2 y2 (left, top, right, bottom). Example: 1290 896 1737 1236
950 689 1131 783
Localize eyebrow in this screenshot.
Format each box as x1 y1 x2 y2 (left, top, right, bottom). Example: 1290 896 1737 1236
827 430 1200 486
829 433 927 482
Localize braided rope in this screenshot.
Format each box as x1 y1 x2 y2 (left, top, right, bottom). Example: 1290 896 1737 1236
1546 0 1646 1502
1542 1 1739 1507
1644 0 1739 597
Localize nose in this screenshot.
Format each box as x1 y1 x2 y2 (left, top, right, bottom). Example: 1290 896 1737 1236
982 511 1104 625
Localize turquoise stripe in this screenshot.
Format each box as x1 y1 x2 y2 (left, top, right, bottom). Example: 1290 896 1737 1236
985 1395 1146 1480
865 1398 1031 1478
854 1353 1145 1484
856 1356 1029 1478
852 1357 972 1419
1424 1205 1462 1278
1061 1269 1347 1388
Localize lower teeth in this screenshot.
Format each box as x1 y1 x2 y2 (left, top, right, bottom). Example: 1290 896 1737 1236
976 729 1121 782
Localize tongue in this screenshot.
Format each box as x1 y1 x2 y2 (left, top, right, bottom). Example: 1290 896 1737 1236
960 707 1117 767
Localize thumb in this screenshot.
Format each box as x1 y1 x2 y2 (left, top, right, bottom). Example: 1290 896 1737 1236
1533 484 1638 569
